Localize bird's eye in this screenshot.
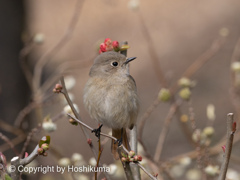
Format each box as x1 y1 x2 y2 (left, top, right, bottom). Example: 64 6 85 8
111 62 118 67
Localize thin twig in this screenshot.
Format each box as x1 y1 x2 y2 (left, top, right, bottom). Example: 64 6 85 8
0 120 24 136
153 100 181 162
95 131 103 180
60 77 97 158
218 113 236 180
14 101 38 127
138 98 159 142
14 93 54 127
19 41 35 91
0 132 19 155
19 124 41 158
0 135 26 153
20 112 64 158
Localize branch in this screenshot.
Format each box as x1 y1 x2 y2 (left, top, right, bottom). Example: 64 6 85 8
0 132 19 155
67 114 158 180
153 100 180 162
10 136 50 180
218 113 236 180
130 126 141 180
118 146 134 180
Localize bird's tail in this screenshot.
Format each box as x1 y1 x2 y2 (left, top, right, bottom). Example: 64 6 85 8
111 128 130 160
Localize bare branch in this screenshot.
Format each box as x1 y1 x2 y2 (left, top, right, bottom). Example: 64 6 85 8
0 132 19 155
218 113 236 180
153 100 180 162
68 114 158 180
11 136 49 180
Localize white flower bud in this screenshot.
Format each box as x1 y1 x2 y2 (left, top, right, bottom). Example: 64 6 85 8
63 104 79 115
204 165 219 176
179 156 191 166
75 174 90 180
71 153 83 162
231 62 240 72
128 0 140 11
226 169 240 180
186 169 201 180
206 104 216 121
203 126 215 137
42 119 57 132
170 165 185 178
178 77 191 87
33 33 45 44
88 157 96 166
108 164 118 175
64 76 76 90
58 158 71 167
192 129 201 143
72 153 86 166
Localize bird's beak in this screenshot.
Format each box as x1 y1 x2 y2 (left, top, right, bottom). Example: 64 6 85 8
124 57 137 65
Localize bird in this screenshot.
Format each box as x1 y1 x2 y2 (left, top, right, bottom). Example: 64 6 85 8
83 51 139 159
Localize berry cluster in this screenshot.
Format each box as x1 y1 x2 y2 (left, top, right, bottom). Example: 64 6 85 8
99 38 129 54
121 150 142 163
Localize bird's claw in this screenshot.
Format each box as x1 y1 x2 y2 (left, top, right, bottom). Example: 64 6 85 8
114 137 123 147
92 124 103 140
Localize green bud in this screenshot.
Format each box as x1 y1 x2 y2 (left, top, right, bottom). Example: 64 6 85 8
128 150 135 158
37 148 44 155
158 88 171 102
41 143 49 151
121 157 127 162
203 126 215 137
121 152 127 158
179 88 191 100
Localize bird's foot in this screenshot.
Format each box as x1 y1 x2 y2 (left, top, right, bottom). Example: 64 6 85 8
114 137 123 147
92 124 103 140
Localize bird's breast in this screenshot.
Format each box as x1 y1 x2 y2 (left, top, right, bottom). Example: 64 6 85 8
83 76 139 129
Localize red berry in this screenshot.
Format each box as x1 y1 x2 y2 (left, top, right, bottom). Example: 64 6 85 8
112 41 119 48
100 43 107 52
104 38 112 46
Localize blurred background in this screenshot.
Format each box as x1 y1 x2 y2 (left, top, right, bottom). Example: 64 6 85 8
1 0 240 179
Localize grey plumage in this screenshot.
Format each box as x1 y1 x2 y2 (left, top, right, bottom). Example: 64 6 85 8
83 51 139 159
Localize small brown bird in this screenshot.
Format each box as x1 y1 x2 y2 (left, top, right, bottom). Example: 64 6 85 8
83 51 139 159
